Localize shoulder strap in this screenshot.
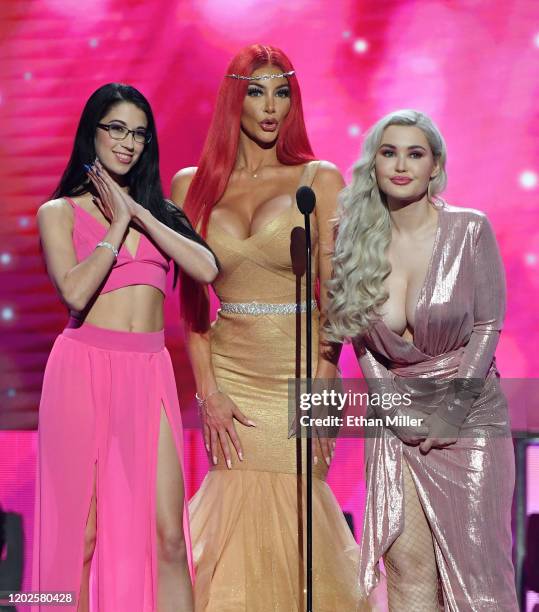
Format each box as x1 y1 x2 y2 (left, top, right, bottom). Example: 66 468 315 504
298 160 321 189
63 196 76 209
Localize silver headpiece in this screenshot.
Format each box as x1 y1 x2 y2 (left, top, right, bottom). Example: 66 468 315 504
226 70 295 81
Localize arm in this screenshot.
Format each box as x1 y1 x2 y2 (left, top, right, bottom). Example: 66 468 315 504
134 207 218 283
312 162 345 379
435 215 506 428
171 169 221 400
94 161 218 284
170 169 254 466
309 164 348 464
421 215 506 452
37 199 129 312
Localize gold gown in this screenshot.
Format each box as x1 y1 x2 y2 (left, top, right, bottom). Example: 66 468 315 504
189 162 367 611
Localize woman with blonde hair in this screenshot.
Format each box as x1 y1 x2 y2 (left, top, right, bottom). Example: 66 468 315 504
327 109 518 611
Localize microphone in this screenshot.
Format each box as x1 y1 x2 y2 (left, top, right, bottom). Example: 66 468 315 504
296 186 316 215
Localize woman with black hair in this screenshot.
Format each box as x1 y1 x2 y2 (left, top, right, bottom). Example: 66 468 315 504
32 83 218 612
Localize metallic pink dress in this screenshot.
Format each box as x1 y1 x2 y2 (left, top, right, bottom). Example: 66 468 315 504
356 204 518 611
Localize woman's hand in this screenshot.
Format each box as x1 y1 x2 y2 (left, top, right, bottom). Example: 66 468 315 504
313 432 336 467
86 160 138 225
387 408 429 446
419 413 459 453
201 391 256 469
389 424 427 446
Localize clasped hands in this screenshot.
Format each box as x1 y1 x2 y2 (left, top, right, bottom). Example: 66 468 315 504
86 159 144 226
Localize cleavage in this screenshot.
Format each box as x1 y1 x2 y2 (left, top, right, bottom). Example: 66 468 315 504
212 193 294 240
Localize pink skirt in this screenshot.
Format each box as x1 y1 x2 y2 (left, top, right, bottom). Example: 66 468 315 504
32 321 193 611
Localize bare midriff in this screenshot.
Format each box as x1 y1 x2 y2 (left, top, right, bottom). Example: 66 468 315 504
73 284 165 332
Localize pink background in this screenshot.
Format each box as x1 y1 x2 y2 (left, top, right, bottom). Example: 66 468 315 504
1 0 538 608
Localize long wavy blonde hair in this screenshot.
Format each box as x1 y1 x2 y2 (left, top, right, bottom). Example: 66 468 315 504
326 109 447 343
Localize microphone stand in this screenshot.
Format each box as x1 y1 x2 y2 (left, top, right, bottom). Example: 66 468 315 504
305 209 313 612
296 185 316 612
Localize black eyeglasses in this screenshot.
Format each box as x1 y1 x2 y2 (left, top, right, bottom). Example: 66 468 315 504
97 122 152 144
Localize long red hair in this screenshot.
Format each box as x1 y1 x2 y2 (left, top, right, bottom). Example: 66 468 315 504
181 44 316 331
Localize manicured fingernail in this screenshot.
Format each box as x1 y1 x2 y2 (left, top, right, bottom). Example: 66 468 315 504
314 456 318 465
226 459 232 469
205 444 210 452
83 164 91 172
212 455 217 465
238 451 243 461
325 455 331 466
247 420 256 427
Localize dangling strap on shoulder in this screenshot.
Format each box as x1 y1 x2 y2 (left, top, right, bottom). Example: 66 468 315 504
298 160 322 189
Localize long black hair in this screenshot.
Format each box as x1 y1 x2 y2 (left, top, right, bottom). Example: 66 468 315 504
52 83 218 283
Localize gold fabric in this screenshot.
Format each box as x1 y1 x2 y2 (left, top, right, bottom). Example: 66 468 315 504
189 162 368 611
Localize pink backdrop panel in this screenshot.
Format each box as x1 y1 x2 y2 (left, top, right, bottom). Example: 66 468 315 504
1 1 538 608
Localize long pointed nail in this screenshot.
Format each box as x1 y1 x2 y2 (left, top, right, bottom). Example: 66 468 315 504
205 444 210 452
314 456 318 465
238 451 243 461
212 455 217 465
325 455 331 466
226 459 232 469
83 164 91 173
247 420 256 427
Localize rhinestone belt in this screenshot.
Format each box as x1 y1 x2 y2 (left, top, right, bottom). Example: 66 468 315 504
219 300 318 316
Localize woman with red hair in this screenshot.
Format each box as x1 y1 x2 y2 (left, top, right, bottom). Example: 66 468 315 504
171 45 367 610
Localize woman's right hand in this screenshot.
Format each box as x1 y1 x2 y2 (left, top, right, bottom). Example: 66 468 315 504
201 391 256 469
86 160 133 226
387 407 429 446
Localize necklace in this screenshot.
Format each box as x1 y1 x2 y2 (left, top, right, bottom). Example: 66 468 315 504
238 166 263 179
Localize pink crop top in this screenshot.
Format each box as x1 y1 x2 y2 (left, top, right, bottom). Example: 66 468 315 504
66 197 170 295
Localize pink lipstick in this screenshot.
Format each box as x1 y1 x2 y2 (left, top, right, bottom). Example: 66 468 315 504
260 119 278 132
390 176 412 185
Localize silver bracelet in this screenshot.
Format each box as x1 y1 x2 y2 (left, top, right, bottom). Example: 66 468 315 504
195 389 221 414
96 241 119 258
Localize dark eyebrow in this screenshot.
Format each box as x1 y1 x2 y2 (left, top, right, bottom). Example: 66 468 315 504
379 143 427 151
107 119 147 130
247 81 290 89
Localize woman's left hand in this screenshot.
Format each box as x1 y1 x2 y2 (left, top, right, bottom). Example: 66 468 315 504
311 373 340 466
313 431 336 467
419 412 459 453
